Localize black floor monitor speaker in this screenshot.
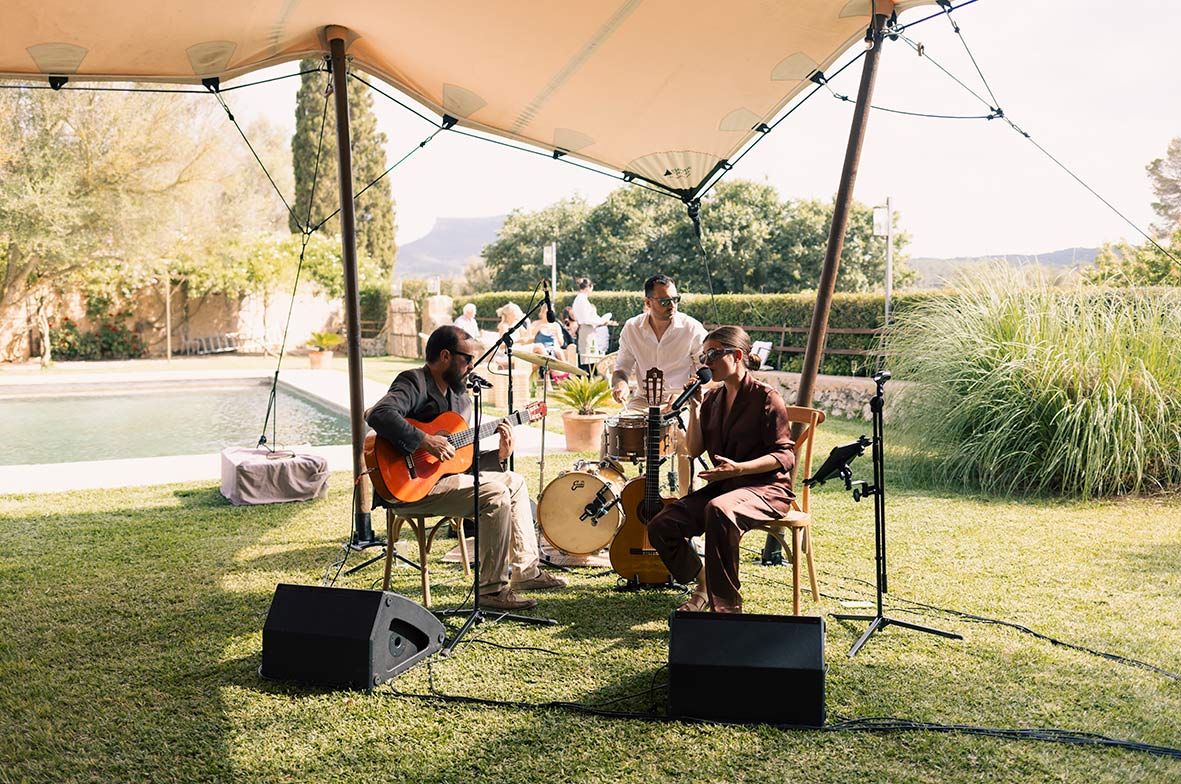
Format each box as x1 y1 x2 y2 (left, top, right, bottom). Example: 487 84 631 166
668 611 826 727
261 583 445 691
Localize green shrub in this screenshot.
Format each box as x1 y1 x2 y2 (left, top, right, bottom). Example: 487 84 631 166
49 314 144 360
887 269 1181 498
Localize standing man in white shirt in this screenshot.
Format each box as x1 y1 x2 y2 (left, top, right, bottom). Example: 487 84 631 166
453 303 481 341
610 274 707 493
571 277 612 371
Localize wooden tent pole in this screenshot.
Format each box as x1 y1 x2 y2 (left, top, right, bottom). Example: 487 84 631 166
795 13 887 409
327 27 377 547
764 14 888 566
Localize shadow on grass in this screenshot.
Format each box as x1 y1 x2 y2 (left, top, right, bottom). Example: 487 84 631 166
0 493 309 782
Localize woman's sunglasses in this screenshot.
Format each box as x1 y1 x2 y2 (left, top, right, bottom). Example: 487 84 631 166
698 348 737 364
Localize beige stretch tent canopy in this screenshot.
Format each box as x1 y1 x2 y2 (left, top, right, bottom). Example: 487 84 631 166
4 0 935 197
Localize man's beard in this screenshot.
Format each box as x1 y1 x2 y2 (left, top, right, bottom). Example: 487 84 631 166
443 361 466 392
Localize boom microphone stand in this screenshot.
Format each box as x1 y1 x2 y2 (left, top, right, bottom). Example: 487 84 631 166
820 370 962 658
438 375 555 656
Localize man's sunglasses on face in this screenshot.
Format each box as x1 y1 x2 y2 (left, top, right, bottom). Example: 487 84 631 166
651 295 681 307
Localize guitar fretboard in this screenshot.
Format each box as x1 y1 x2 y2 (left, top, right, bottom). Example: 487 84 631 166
445 409 528 449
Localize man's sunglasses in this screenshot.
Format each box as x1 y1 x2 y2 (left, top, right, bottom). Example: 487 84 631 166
452 351 475 365
698 347 737 364
649 295 681 307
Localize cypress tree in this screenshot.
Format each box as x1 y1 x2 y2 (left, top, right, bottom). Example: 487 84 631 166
290 57 397 275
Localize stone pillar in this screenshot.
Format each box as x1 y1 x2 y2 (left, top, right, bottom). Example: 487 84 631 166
385 297 418 358
420 295 454 356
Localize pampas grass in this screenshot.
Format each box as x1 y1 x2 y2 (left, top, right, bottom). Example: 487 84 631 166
887 266 1181 498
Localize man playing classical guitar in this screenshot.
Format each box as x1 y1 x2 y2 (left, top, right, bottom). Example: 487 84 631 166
366 325 567 610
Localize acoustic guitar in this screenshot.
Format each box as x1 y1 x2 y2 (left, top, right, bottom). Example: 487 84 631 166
364 401 546 503
610 368 674 585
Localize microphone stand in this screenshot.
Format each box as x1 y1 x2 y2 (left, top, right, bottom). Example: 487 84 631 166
437 376 556 656
829 371 962 657
466 293 548 473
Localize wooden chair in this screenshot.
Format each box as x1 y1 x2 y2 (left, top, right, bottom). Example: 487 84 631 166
744 405 825 615
381 511 470 609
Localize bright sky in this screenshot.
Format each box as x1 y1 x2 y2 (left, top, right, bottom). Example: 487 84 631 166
233 1 1181 259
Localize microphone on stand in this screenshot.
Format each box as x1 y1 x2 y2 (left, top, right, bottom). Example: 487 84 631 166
665 367 713 415
542 280 557 322
466 373 494 390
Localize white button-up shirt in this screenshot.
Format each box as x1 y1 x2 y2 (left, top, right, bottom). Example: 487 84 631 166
614 311 707 403
571 293 609 326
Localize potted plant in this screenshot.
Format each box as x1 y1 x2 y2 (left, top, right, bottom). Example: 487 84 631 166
549 375 612 452
307 331 345 369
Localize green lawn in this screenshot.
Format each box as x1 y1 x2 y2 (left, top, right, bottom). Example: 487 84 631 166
1 410 1179 781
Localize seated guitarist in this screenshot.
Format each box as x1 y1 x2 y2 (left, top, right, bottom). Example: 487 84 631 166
366 325 567 611
647 326 796 613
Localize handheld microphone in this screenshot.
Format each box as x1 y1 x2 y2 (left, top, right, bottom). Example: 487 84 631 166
542 280 556 322
667 367 712 412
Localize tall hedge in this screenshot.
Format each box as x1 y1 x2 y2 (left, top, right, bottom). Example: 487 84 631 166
457 289 955 376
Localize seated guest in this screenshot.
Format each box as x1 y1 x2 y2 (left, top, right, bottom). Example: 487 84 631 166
647 326 796 614
496 302 532 345
366 325 567 610
453 303 481 340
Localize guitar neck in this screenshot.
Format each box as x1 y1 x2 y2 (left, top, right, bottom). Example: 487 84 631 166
644 405 661 503
446 409 527 449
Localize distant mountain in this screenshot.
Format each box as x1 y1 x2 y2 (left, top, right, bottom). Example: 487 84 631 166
908 247 1099 287
395 215 506 278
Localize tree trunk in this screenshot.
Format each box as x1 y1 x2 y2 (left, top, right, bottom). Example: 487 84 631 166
37 301 51 367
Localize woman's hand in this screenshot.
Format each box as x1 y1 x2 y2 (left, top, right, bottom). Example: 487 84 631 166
698 455 745 483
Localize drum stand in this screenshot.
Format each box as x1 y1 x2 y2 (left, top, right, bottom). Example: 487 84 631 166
828 371 962 658
534 356 572 572
437 379 556 656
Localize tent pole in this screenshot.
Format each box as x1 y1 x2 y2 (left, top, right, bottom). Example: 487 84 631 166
796 13 886 410
764 13 887 566
327 27 377 548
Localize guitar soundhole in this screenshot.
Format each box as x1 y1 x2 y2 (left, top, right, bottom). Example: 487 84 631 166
638 500 663 524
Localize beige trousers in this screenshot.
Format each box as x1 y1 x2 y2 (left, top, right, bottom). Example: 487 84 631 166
388 470 540 594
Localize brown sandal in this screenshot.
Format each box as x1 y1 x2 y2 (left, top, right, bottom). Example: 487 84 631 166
677 590 710 612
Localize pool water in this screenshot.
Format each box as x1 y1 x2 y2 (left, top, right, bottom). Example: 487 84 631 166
1 383 352 466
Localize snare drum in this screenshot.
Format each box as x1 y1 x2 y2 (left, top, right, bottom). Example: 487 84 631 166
538 460 626 555
604 414 672 462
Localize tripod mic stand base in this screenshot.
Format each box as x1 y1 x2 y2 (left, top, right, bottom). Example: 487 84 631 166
831 612 962 658
434 607 558 655
343 537 422 576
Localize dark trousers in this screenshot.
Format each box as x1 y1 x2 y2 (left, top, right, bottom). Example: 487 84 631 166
648 486 783 612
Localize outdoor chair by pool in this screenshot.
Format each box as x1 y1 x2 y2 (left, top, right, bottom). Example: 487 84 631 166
740 405 824 615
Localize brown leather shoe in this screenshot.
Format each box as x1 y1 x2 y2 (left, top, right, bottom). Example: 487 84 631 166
480 588 538 610
511 569 568 591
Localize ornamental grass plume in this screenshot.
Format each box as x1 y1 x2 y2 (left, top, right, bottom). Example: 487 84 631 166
886 265 1181 498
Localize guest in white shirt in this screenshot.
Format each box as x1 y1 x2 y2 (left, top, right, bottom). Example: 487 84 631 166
453 303 481 340
610 274 707 494
571 277 612 368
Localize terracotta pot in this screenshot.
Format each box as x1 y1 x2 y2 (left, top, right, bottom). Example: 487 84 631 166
561 410 607 452
309 350 334 369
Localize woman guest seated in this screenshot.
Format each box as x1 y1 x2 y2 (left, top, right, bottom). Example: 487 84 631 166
529 305 578 380
647 326 797 613
493 302 551 371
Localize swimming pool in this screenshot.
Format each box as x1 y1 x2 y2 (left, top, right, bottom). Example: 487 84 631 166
1 381 352 466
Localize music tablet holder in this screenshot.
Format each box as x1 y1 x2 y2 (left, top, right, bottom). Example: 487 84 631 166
807 370 961 657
